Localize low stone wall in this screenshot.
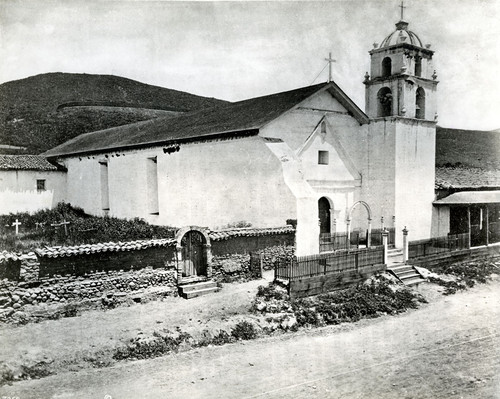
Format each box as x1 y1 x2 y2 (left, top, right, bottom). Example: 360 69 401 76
0 267 177 321
210 245 296 282
211 233 294 256
38 246 176 278
257 245 295 271
211 254 251 282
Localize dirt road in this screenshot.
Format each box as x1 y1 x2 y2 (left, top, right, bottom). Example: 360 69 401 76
2 278 499 399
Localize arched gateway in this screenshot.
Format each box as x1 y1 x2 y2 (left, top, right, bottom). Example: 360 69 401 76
346 201 373 247
175 226 212 284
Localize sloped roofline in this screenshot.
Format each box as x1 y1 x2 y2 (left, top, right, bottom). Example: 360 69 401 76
43 81 369 159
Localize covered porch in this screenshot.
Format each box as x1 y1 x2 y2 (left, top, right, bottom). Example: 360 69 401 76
433 191 500 247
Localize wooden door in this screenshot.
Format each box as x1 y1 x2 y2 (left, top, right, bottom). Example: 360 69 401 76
181 230 206 277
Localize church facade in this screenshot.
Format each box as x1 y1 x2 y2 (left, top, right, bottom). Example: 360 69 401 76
43 17 440 256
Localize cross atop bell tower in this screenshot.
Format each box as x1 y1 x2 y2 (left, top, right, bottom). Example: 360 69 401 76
399 0 406 21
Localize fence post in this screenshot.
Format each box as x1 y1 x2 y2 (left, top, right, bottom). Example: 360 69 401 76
382 229 388 264
259 252 264 279
402 227 409 264
367 218 372 247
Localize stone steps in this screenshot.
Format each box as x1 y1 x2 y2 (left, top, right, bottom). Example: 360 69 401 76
388 263 426 286
178 280 219 299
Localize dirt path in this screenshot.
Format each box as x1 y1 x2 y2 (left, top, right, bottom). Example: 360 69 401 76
2 278 499 398
0 272 274 373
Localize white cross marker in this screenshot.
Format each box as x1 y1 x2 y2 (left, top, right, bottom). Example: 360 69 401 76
12 219 21 235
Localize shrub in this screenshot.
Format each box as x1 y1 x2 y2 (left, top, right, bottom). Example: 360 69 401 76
0 202 176 251
427 259 499 294
256 284 289 301
231 321 258 340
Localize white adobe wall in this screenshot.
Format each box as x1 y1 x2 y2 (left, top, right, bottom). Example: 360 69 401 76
359 120 397 232
62 136 296 229
260 90 367 254
0 170 67 213
394 121 436 245
431 206 450 237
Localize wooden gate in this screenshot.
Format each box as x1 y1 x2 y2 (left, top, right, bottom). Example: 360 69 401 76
181 230 206 277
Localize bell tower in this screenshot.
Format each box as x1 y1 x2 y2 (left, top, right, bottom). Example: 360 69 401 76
360 6 438 246
364 15 438 120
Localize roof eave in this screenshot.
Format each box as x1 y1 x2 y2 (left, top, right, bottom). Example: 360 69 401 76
44 128 260 159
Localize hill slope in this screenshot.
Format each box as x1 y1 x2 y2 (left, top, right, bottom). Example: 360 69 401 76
0 73 228 154
436 126 500 170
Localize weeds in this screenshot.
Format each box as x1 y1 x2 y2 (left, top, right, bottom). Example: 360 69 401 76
231 321 258 340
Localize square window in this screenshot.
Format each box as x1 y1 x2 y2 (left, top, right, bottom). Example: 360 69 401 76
36 179 46 192
318 151 329 165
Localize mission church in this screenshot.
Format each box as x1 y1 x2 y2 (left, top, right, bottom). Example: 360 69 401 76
43 12 441 256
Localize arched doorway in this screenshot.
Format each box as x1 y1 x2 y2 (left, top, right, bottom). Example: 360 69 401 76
181 230 206 277
346 201 372 247
176 227 211 283
377 87 392 117
318 197 332 235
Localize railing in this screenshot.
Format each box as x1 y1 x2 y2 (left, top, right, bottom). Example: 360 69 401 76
319 232 349 252
275 246 385 281
408 233 469 259
370 228 396 246
320 228 395 253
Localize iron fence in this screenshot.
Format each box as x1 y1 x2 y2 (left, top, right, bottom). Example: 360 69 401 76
320 228 395 253
275 246 385 281
408 233 469 259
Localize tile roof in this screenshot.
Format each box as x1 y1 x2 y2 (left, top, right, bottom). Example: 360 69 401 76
434 190 500 205
435 167 500 190
0 251 37 263
32 226 295 257
43 81 368 158
0 155 61 171
208 226 295 241
35 238 176 258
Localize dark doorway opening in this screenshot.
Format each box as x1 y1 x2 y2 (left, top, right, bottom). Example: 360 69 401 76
181 230 207 277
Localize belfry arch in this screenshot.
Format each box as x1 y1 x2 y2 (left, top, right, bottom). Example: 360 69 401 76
415 87 425 119
346 201 373 247
377 87 393 117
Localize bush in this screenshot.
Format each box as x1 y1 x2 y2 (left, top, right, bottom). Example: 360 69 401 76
231 321 258 340
0 202 176 251
427 259 499 294
113 330 192 361
256 284 289 301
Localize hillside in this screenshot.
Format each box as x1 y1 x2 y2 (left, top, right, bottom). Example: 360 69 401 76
0 73 228 154
436 126 500 170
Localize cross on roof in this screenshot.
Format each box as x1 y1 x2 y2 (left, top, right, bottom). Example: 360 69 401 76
399 0 406 20
324 52 337 83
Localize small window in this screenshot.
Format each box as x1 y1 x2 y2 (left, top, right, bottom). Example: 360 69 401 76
320 121 327 134
318 151 329 165
36 179 46 192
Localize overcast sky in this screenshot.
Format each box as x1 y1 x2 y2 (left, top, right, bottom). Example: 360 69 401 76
1 0 499 130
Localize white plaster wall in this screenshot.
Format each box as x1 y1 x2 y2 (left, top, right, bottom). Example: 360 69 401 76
64 156 106 216
431 206 450 237
157 136 296 228
63 137 297 229
359 120 397 232
394 122 436 245
0 170 67 212
300 133 357 182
